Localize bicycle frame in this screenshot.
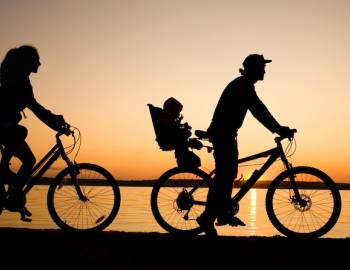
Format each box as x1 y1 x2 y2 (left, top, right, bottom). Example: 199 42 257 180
22 132 75 195
230 137 300 204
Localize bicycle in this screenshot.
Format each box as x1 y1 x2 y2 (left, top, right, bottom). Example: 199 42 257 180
0 123 121 232
150 129 342 238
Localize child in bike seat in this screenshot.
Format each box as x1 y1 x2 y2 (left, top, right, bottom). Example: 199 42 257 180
160 97 201 168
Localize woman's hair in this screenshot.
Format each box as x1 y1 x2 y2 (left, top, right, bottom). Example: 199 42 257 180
0 45 39 82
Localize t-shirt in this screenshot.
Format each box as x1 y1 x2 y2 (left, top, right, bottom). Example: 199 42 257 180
208 75 280 138
0 76 36 124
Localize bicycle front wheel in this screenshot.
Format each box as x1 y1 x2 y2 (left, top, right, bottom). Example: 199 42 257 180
151 167 211 235
266 166 341 238
47 163 121 232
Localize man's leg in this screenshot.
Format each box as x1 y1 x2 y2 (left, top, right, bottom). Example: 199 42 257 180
212 138 238 219
213 139 245 226
197 137 238 235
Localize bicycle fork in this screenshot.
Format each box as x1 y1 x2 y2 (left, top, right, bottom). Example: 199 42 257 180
280 156 306 208
65 163 88 202
60 147 87 202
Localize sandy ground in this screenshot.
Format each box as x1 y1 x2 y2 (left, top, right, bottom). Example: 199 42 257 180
0 228 349 270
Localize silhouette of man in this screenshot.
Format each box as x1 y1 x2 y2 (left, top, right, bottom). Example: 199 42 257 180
197 54 294 236
0 45 66 215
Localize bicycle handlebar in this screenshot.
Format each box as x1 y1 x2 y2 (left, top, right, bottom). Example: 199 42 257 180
56 122 74 137
274 129 297 143
194 128 297 150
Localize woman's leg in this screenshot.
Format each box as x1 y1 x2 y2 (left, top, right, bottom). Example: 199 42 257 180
13 141 36 191
1 125 35 191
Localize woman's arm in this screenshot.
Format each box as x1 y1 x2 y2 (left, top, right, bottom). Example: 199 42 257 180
28 99 65 131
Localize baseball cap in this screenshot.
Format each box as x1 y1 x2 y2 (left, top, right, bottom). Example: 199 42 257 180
242 54 272 69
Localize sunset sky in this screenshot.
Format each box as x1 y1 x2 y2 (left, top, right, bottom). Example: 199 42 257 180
1 0 350 182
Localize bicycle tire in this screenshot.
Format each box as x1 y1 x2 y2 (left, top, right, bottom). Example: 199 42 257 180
151 167 211 235
266 166 341 238
47 163 121 232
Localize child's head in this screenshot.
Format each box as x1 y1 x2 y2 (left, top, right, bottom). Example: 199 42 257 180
163 97 183 119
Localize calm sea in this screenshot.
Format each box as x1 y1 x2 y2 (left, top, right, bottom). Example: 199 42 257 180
1 186 349 238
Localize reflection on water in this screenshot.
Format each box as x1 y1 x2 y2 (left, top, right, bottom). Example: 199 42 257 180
248 189 257 236
1 186 350 238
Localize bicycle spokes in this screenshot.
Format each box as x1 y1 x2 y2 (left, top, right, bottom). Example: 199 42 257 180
151 168 210 234
266 166 341 238
48 163 120 231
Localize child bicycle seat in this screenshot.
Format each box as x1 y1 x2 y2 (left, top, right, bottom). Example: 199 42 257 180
148 104 178 151
148 101 202 168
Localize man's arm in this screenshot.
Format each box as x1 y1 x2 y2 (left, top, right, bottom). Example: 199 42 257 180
248 91 281 133
248 91 295 138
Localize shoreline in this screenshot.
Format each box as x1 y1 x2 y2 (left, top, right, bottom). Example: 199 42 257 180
0 228 349 269
18 178 350 189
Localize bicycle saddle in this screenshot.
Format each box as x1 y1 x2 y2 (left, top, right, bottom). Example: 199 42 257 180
194 130 209 139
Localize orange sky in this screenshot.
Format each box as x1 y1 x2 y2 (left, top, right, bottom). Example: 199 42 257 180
1 0 350 182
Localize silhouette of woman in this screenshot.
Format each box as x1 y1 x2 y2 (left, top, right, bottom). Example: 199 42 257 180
0 45 66 213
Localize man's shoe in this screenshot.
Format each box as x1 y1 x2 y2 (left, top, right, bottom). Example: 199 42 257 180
196 215 218 237
216 215 246 227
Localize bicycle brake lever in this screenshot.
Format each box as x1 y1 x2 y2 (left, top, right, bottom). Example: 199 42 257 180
288 129 297 141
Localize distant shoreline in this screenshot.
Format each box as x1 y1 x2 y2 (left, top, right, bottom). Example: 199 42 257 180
118 180 350 190
24 178 350 190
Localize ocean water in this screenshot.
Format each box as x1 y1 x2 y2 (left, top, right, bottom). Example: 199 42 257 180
1 186 349 238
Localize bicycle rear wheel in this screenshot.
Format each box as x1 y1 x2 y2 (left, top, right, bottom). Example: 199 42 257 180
151 167 211 235
47 163 121 232
266 166 341 238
